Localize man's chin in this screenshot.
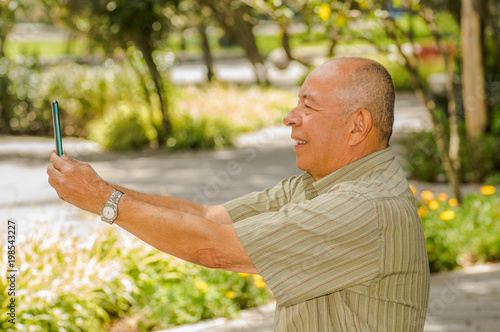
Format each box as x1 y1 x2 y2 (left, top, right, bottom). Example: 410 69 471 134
295 158 310 172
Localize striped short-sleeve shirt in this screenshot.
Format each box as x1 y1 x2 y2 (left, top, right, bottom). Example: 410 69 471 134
224 147 430 331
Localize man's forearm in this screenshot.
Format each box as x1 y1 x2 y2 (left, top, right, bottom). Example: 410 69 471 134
47 153 247 271
114 193 257 274
110 184 231 224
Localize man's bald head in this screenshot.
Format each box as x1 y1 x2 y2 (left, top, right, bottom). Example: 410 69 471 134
316 57 395 145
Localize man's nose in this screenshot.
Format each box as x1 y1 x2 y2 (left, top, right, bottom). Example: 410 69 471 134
283 107 302 127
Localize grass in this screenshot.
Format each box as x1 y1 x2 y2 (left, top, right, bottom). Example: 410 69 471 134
5 33 321 59
4 39 86 58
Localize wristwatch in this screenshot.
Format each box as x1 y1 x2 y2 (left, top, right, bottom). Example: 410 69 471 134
100 189 124 224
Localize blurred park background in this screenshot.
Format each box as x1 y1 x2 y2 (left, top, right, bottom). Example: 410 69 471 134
1 0 500 331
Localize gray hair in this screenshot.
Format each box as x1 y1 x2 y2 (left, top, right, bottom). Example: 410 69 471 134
335 58 395 145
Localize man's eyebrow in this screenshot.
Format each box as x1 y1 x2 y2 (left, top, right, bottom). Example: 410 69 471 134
300 93 320 106
299 93 317 102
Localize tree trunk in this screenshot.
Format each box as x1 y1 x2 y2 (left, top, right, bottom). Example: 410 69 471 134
423 8 462 202
127 53 154 115
327 25 339 58
281 24 310 67
0 34 6 58
232 4 269 86
134 38 171 145
197 20 215 82
202 0 269 86
461 0 487 138
486 1 500 86
282 26 293 61
383 18 463 203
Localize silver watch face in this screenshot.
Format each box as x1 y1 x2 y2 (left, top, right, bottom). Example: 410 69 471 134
101 205 117 222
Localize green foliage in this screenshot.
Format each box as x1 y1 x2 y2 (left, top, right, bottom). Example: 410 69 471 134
55 0 177 53
88 103 151 151
397 131 446 182
415 187 500 272
398 128 500 184
0 57 137 137
166 112 238 150
0 227 272 331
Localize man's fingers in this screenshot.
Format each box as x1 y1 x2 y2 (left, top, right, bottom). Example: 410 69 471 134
50 150 64 171
50 151 77 174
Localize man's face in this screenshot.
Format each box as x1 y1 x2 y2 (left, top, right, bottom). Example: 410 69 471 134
283 64 353 180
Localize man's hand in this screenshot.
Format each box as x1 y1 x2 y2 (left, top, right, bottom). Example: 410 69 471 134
47 151 114 214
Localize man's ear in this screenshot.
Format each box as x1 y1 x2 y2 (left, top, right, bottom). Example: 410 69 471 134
348 109 373 145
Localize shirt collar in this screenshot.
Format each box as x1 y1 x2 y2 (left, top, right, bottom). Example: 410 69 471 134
302 147 394 199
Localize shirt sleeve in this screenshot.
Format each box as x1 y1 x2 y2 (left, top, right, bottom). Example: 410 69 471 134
223 174 303 222
232 189 381 307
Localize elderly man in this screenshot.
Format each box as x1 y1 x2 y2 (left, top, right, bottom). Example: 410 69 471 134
48 57 430 331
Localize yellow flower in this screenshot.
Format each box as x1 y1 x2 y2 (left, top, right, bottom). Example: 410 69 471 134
317 4 331 21
252 275 266 288
409 185 417 197
421 190 434 202
438 193 448 201
428 200 439 210
238 273 250 277
480 185 496 195
448 198 458 207
440 210 456 221
254 279 266 288
226 291 235 299
195 280 208 292
418 206 427 217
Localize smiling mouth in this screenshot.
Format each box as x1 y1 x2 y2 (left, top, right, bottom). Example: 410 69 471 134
293 139 307 150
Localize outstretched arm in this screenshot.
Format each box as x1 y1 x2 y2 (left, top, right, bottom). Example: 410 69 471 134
111 185 234 224
47 152 257 274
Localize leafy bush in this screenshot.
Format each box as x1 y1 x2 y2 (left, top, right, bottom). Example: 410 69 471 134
412 185 500 272
0 56 145 137
166 112 239 150
87 103 152 152
398 128 500 184
0 226 272 331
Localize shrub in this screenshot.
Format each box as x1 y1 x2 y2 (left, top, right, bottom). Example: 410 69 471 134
87 103 152 152
0 226 272 331
412 185 500 272
398 128 500 184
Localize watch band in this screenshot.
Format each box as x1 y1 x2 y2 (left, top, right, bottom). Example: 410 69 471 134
108 190 124 205
100 189 124 224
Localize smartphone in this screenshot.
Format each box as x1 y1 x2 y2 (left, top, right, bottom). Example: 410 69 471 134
51 100 63 157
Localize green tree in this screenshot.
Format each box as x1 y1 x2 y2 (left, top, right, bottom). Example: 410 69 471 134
173 0 216 82
201 0 269 86
0 0 17 57
242 0 311 67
